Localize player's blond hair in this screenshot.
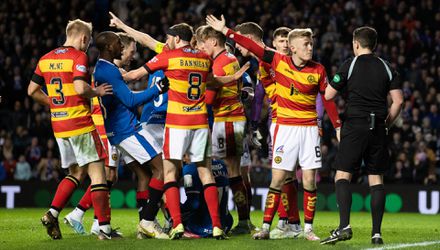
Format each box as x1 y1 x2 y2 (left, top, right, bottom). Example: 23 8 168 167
66 19 92 38
288 28 313 43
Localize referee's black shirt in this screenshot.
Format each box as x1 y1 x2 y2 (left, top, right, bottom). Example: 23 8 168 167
329 54 401 120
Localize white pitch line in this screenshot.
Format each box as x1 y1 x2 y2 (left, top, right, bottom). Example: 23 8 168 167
364 240 440 250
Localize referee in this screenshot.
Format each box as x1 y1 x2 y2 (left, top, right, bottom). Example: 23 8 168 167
320 27 403 245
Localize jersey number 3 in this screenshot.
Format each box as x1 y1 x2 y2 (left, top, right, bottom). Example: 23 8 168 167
50 77 65 105
187 72 202 100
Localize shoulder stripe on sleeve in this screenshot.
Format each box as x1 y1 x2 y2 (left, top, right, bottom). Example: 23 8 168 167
31 73 45 86
378 57 393 81
347 56 358 80
143 65 152 74
73 76 87 82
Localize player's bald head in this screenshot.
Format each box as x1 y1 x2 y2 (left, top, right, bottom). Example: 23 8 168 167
95 31 120 53
235 22 263 41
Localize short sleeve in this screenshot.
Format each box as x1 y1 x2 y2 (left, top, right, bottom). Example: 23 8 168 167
73 52 89 82
389 67 402 90
318 66 329 93
31 62 45 85
144 52 169 74
329 58 351 91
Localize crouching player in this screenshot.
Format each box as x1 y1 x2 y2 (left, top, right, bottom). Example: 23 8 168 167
164 158 233 238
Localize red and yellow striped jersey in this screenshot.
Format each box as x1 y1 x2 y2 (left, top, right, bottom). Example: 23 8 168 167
32 46 95 138
211 51 245 122
258 60 277 122
269 53 327 126
144 45 212 129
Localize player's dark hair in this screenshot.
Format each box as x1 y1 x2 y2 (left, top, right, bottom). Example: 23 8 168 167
234 22 263 40
200 26 226 47
353 26 377 51
95 31 119 53
273 27 291 39
167 23 194 42
116 32 135 48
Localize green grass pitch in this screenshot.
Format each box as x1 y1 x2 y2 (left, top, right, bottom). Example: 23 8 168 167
1 209 440 249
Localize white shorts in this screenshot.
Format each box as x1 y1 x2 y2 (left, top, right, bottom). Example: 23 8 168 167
142 122 165 148
240 135 251 167
163 127 210 162
268 122 276 162
117 129 161 165
212 121 245 158
105 140 119 168
272 125 321 171
56 130 106 169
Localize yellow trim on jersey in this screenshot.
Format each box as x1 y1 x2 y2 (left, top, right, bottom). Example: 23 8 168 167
167 100 207 115
276 84 316 105
165 124 209 129
154 42 165 54
91 97 99 105
214 116 246 122
92 114 104 126
277 107 317 118
222 61 240 75
47 83 77 97
275 61 320 85
39 59 73 73
168 57 211 71
54 125 95 138
51 105 92 121
214 102 243 114
169 79 207 94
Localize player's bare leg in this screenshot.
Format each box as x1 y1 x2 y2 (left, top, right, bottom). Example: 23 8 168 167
41 164 87 239
240 165 256 231
197 158 227 239
253 169 287 240
301 169 320 241
163 159 184 239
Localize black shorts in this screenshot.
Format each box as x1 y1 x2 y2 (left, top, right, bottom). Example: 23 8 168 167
334 118 390 175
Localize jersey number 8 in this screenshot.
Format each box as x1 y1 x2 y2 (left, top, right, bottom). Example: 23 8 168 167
187 72 202 100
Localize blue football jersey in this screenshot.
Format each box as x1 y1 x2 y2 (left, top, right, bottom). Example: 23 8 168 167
140 70 167 125
94 59 159 145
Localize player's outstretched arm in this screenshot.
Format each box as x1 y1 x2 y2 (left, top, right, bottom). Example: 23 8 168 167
385 89 403 128
109 12 161 52
206 15 266 60
123 66 149 82
74 79 113 98
27 81 50 106
110 68 161 108
209 61 251 88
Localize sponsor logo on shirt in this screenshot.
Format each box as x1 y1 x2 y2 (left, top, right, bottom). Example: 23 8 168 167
76 64 87 73
183 106 202 112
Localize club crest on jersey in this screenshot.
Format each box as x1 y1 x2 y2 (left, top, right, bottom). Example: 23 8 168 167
307 75 318 84
76 64 87 73
54 48 67 54
111 153 118 161
274 156 282 164
275 145 284 154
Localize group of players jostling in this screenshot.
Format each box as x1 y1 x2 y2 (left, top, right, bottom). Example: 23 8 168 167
28 11 363 242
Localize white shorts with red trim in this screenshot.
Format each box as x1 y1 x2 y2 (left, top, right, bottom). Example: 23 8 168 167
212 121 245 158
101 138 119 168
271 124 322 171
56 130 107 169
163 127 210 163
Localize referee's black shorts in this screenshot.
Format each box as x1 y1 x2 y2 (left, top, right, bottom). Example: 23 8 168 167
334 118 390 175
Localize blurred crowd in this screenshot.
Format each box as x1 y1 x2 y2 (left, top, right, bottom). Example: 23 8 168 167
0 0 439 185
